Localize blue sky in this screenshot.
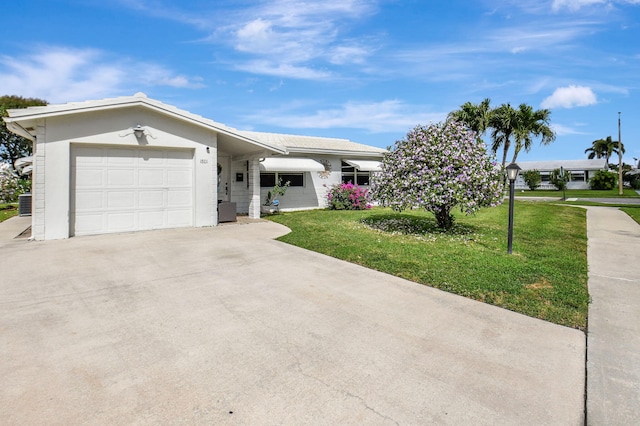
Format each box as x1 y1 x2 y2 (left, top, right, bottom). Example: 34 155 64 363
1 0 639 163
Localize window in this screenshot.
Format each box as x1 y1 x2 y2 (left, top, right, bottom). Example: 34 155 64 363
572 172 585 182
260 172 276 188
260 172 304 187
341 161 371 186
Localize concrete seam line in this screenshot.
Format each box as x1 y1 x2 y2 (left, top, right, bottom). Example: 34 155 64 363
589 274 639 282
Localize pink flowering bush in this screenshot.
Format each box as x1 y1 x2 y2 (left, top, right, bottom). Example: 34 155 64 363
327 182 372 210
372 121 504 230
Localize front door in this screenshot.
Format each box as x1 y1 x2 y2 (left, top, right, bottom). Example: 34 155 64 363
217 153 230 202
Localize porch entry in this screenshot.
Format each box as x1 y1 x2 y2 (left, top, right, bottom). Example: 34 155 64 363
217 153 236 222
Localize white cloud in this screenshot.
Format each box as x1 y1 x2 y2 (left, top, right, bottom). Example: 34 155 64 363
217 0 378 79
551 123 589 135
0 47 203 103
234 60 332 80
243 100 446 133
541 85 598 108
552 0 640 11
552 0 606 11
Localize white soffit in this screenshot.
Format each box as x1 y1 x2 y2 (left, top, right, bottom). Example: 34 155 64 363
259 157 325 172
344 159 382 172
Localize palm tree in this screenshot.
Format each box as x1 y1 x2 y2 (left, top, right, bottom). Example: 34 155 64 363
447 98 492 141
488 103 556 167
511 104 555 163
489 103 519 168
585 136 625 168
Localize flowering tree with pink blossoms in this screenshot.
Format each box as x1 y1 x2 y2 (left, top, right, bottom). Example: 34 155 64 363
372 121 504 230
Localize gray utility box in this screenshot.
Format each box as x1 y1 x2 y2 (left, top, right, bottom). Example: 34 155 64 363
18 193 32 216
218 201 237 223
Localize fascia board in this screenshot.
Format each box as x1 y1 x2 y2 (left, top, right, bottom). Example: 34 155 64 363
285 147 386 157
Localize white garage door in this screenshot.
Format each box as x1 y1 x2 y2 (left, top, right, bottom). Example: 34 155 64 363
71 146 194 236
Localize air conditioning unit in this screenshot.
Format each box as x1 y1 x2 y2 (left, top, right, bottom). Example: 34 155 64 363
18 193 32 216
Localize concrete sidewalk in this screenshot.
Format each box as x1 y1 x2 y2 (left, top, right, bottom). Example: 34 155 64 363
0 216 585 425
0 214 30 247
585 207 640 425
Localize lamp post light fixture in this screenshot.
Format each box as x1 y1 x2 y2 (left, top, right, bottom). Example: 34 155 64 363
618 112 623 196
506 162 521 254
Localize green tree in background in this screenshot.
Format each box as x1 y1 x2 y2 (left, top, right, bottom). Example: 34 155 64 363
489 103 555 168
511 104 555 163
449 100 555 168
584 136 624 168
521 169 542 191
1 95 48 167
447 98 492 141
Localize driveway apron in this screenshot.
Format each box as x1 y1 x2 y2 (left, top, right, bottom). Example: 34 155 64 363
0 218 585 425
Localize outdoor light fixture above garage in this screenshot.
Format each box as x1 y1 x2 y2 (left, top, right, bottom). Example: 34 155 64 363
133 124 145 138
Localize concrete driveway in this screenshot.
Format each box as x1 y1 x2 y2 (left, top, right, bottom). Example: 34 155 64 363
1 218 584 425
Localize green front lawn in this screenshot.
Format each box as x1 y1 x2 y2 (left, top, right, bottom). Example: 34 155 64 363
516 188 640 198
267 203 589 330
0 203 18 223
621 206 640 225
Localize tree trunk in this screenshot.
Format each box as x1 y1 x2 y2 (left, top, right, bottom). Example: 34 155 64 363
434 206 454 230
501 142 510 168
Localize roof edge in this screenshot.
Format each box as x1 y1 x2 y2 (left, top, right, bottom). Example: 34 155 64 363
5 93 286 155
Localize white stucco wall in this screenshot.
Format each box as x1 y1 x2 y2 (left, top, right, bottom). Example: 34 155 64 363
231 160 251 213
258 156 353 212
33 106 218 240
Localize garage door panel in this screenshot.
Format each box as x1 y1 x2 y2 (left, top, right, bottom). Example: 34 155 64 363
106 212 136 231
138 211 164 229
167 170 192 186
139 190 165 208
107 149 137 164
168 189 192 207
107 169 136 186
74 147 105 165
107 191 135 208
74 214 104 235
76 169 104 187
167 209 193 226
71 146 194 236
75 191 104 210
139 149 165 164
167 150 193 164
139 169 165 186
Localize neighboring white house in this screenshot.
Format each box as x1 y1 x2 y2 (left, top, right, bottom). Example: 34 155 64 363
514 159 607 190
3 93 384 240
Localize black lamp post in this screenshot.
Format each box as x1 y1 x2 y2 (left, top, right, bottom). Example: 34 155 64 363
506 162 521 254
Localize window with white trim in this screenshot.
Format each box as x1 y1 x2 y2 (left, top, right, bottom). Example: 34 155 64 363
341 161 370 186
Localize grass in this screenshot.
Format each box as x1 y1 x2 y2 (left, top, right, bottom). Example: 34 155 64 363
0 203 18 223
516 188 640 198
266 203 589 330
620 206 640 225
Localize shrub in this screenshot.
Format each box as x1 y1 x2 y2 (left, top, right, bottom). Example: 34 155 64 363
549 168 571 191
589 170 617 190
327 182 372 210
521 169 542 191
264 178 290 207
